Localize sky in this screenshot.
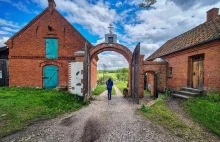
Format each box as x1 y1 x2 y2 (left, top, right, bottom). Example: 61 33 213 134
0 0 220 70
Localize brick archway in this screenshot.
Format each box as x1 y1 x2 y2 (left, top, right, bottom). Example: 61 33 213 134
90 43 133 96
90 43 132 63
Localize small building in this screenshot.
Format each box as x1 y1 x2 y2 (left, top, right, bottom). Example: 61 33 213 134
0 46 9 86
146 8 220 94
5 0 98 93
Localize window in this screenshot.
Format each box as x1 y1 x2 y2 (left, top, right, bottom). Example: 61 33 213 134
108 37 113 43
46 38 58 59
169 67 173 77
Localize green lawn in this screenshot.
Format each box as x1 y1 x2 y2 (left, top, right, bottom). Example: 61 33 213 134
144 90 151 96
98 73 117 81
139 97 191 139
92 84 106 96
92 84 116 96
184 94 220 136
115 81 128 93
0 87 86 137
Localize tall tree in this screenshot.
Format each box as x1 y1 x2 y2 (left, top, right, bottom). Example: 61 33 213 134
139 0 157 9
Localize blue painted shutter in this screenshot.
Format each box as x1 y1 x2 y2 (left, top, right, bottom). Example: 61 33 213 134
46 38 58 59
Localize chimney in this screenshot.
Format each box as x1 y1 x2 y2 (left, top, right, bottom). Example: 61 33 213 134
48 0 56 11
206 8 219 22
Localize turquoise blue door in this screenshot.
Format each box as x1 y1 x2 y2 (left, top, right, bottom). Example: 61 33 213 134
46 38 58 59
43 66 58 89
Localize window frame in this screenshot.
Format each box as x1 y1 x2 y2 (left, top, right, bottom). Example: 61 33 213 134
168 67 173 78
45 38 58 59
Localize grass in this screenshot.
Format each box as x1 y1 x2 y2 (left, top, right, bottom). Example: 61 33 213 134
184 94 220 136
139 96 192 139
0 87 86 137
92 84 116 96
115 81 128 93
92 84 106 96
144 90 151 96
98 73 117 80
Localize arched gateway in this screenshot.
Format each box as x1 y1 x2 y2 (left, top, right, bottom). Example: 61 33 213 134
83 42 141 104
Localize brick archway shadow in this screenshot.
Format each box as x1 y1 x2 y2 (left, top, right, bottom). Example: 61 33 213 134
90 43 133 96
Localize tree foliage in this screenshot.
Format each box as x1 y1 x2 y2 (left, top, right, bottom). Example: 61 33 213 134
139 0 157 9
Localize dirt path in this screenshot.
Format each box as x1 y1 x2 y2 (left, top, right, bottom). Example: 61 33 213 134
1 86 184 142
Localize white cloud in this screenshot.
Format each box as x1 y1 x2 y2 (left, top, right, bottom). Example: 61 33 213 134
0 37 9 47
33 0 118 38
121 0 220 55
2 0 219 69
1 27 19 32
0 18 20 28
0 0 30 13
97 52 129 70
0 18 21 46
115 2 122 7
0 31 10 35
93 38 105 45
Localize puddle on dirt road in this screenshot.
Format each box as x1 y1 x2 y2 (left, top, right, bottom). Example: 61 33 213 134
80 118 106 142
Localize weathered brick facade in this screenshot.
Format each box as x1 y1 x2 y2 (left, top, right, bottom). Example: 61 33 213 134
146 8 220 95
6 6 97 89
162 39 220 94
139 55 167 97
145 39 220 95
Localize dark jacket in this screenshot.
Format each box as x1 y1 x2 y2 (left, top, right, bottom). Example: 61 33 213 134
106 79 113 89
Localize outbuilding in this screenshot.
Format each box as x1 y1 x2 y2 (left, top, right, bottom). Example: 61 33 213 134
0 46 9 86
5 0 98 94
147 8 220 94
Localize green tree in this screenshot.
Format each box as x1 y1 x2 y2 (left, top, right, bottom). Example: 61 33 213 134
120 68 128 73
139 0 157 9
116 73 120 80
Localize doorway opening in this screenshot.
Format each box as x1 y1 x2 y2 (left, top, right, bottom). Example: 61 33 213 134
91 51 129 97
143 71 158 98
189 54 204 89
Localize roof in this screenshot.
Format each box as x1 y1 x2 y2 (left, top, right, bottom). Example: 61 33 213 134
0 46 8 52
147 15 220 60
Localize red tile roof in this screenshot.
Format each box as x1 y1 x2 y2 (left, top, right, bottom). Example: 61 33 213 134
147 15 220 60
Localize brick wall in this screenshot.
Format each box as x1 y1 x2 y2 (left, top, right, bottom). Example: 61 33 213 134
140 58 167 97
9 59 70 87
162 39 220 93
90 58 98 90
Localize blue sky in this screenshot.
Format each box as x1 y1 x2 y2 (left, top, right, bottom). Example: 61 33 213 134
0 0 220 69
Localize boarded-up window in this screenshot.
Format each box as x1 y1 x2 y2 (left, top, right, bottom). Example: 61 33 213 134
46 38 58 59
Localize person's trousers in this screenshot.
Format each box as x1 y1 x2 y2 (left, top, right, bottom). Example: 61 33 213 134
107 89 112 100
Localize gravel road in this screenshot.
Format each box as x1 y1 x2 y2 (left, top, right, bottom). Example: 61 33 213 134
1 86 184 142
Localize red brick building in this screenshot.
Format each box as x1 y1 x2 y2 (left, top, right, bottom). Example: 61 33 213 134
5 0 97 90
146 8 220 94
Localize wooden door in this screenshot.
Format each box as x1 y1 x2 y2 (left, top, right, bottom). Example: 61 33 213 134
192 61 204 89
83 42 90 102
43 65 59 89
131 42 140 104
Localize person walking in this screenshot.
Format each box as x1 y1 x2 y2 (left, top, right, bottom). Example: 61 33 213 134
106 78 114 100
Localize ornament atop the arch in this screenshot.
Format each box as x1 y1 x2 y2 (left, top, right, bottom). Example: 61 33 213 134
105 23 117 44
